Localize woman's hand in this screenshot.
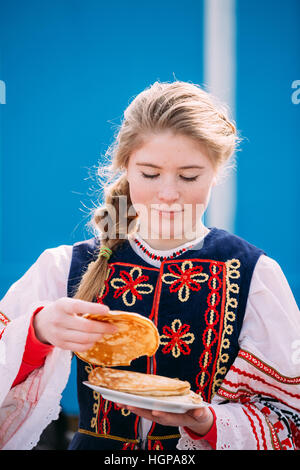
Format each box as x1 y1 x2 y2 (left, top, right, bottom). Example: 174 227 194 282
115 402 214 436
33 297 116 351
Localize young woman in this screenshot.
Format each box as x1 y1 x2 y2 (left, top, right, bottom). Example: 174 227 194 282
0 81 299 450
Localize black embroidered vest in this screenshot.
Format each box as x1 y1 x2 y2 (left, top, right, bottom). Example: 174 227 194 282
67 227 266 450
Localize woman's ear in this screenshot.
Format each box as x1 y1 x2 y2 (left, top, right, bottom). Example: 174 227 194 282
212 175 217 186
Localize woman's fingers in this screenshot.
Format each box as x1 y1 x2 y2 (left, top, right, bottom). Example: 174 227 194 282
117 404 210 430
61 298 110 316
122 406 176 424
57 328 109 346
125 406 156 421
33 298 116 348
64 314 118 335
51 298 117 336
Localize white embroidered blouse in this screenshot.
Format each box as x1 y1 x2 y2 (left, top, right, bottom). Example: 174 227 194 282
0 230 299 450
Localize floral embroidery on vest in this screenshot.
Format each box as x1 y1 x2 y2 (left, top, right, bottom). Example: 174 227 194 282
110 266 154 306
161 260 209 302
160 319 195 358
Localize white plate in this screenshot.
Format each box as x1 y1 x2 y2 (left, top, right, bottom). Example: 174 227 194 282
83 381 206 413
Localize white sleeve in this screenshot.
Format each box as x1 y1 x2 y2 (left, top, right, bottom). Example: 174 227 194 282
0 244 74 450
0 244 73 323
178 255 300 451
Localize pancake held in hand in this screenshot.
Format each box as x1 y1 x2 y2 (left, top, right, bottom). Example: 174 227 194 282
74 310 159 366
88 367 192 397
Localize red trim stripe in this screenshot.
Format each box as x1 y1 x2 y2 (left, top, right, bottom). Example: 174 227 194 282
245 404 268 450
242 407 260 449
238 350 300 384
230 365 300 399
0 311 10 326
218 384 300 413
265 416 282 450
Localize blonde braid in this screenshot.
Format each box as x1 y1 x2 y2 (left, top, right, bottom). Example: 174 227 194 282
73 175 138 302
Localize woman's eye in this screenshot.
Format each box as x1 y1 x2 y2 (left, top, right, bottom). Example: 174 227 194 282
141 173 198 182
141 173 159 179
180 175 198 182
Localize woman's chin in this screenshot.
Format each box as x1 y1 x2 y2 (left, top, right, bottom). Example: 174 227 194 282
137 219 200 242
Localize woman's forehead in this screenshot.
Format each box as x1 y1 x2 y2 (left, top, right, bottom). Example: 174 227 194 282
128 132 212 168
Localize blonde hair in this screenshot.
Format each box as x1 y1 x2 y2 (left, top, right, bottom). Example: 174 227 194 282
74 80 240 301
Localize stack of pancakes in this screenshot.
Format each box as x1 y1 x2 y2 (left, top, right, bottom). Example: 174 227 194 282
88 366 203 403
75 310 202 402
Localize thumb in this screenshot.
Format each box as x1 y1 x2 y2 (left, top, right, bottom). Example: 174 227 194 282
188 406 211 423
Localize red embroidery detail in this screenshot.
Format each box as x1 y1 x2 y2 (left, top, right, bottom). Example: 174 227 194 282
245 404 268 450
0 311 9 326
230 365 300 400
281 438 293 450
238 350 300 385
161 323 193 356
113 270 150 301
149 440 164 450
268 422 282 450
273 420 284 434
222 376 300 409
0 311 10 340
219 382 300 413
122 442 136 450
98 396 113 435
133 237 192 262
218 386 251 402
261 406 271 416
257 403 281 450
290 421 300 450
262 410 282 450
195 261 224 401
96 265 115 303
166 263 205 294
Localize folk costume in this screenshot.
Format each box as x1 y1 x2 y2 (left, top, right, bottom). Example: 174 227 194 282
0 227 299 450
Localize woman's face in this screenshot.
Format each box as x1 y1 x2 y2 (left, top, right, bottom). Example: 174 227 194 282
126 131 217 249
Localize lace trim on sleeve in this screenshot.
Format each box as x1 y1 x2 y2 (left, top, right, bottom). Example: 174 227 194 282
177 427 213 450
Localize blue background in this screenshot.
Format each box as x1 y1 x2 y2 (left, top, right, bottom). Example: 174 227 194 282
0 0 299 415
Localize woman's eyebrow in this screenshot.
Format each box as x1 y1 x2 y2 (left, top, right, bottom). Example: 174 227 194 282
136 163 205 169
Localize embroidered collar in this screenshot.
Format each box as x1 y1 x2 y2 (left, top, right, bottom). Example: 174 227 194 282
128 228 212 266
132 237 195 262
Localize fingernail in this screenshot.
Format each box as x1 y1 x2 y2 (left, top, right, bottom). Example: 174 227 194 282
98 303 109 310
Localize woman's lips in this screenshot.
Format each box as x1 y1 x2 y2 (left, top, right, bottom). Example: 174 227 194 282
152 208 183 218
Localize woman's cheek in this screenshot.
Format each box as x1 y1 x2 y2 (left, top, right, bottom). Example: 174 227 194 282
132 188 155 215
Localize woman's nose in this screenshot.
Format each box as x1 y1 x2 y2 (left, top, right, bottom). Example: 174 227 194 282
158 185 180 202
